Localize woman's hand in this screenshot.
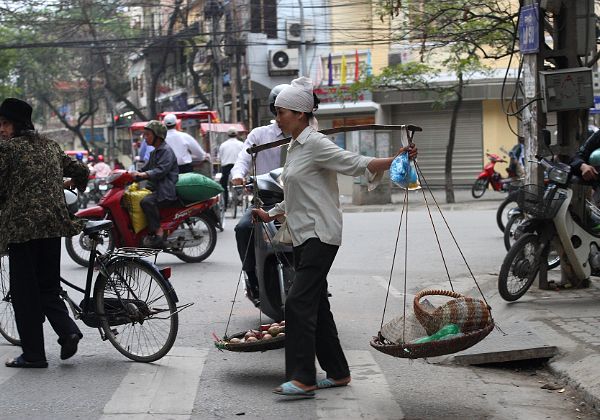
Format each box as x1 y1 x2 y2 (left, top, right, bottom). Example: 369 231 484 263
397 143 418 160
252 208 276 223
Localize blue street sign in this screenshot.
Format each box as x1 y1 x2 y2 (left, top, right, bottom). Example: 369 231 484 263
518 4 539 54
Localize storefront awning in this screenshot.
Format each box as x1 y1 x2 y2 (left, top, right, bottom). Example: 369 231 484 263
316 101 380 115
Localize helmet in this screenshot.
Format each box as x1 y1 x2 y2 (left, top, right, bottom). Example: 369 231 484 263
144 120 167 140
87 155 95 162
163 113 178 127
97 154 104 162
227 127 237 136
268 84 290 116
590 148 600 167
75 152 83 161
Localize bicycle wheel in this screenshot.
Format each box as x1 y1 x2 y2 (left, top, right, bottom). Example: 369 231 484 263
498 233 543 301
94 259 178 362
504 214 525 251
65 218 115 267
471 179 488 199
0 254 20 345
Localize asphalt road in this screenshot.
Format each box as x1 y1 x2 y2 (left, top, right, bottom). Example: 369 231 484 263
0 204 596 419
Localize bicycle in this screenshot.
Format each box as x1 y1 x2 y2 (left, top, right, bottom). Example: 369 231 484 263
230 184 252 219
0 220 190 362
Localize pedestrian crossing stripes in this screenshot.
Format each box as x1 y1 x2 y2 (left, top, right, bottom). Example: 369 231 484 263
101 347 208 419
317 350 404 419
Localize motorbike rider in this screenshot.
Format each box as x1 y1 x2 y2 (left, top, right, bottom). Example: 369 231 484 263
217 127 244 209
163 113 210 174
93 154 112 178
571 129 600 182
230 84 289 305
508 136 525 177
130 120 179 248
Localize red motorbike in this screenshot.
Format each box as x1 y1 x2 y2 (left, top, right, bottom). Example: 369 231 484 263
471 153 519 198
66 170 219 267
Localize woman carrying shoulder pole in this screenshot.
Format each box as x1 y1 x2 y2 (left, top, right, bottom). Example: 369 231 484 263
252 77 418 398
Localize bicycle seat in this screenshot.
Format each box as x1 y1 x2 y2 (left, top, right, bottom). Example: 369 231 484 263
83 220 113 235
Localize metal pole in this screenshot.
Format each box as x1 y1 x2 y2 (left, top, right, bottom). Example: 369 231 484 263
298 0 307 76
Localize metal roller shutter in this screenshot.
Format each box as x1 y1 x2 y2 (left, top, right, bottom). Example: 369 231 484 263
392 102 483 187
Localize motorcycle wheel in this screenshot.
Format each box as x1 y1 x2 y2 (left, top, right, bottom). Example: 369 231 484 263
504 216 560 270
498 233 543 301
496 194 518 232
65 218 115 267
173 214 217 263
471 179 488 199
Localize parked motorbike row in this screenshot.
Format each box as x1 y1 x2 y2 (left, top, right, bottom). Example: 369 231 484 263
496 140 600 302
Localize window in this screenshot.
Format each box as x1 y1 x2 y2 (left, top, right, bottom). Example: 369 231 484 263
250 0 277 39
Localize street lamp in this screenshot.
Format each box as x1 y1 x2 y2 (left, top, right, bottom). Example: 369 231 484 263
298 0 307 76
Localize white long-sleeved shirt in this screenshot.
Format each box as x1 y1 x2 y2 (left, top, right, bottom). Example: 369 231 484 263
165 129 208 165
230 122 285 179
218 138 244 166
268 126 376 247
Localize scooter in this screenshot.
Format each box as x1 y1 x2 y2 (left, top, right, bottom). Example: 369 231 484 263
248 168 294 322
471 152 519 199
497 155 600 301
65 169 220 267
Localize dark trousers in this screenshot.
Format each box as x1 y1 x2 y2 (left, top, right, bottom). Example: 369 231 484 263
285 238 350 386
8 237 82 362
178 163 194 174
140 193 177 233
234 208 256 278
220 164 233 208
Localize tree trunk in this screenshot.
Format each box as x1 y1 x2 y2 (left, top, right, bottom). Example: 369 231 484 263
444 72 464 204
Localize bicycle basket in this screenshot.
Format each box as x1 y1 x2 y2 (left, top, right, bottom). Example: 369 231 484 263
516 184 564 219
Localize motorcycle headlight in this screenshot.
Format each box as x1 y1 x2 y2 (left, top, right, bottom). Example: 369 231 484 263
548 165 570 185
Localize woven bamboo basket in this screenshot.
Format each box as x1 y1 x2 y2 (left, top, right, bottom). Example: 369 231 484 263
215 331 285 353
413 289 492 335
370 321 494 359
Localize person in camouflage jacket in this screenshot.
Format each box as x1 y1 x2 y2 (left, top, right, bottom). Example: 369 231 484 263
0 98 89 368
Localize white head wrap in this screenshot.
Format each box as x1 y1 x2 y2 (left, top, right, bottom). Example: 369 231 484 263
274 76 319 130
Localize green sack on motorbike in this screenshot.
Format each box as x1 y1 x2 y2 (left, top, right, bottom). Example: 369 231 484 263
176 172 224 203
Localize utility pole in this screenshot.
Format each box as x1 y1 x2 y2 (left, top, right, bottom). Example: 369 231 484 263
298 0 307 76
205 0 225 118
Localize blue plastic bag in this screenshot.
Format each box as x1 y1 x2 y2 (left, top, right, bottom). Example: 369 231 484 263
390 152 418 188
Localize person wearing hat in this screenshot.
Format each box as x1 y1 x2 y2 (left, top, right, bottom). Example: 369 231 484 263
0 97 89 368
163 113 210 174
252 77 418 398
217 127 244 209
130 120 179 248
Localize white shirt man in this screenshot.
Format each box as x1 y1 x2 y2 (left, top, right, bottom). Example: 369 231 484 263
218 134 244 167
165 128 209 174
230 122 285 182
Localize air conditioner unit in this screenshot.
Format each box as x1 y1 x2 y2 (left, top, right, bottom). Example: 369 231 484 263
286 20 315 43
268 48 299 76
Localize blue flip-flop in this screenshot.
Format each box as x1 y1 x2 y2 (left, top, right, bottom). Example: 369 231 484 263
273 381 316 398
316 378 350 390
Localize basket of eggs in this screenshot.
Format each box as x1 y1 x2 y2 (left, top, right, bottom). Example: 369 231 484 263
215 321 285 352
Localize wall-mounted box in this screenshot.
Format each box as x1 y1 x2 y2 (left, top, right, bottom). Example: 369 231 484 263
539 67 593 112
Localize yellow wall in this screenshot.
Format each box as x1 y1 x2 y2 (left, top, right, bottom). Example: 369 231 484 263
329 0 390 74
482 100 519 174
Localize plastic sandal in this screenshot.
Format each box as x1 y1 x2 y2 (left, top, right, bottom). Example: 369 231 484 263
273 381 315 398
316 378 350 390
5 355 48 368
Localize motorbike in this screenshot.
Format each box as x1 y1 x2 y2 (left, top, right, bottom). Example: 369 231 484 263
246 168 294 322
77 176 110 209
497 155 600 301
65 169 220 267
471 152 520 199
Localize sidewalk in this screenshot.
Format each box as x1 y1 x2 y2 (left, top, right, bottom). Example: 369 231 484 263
342 187 600 412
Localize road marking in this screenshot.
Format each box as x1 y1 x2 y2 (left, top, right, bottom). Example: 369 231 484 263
101 347 208 420
316 350 404 419
372 275 414 301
